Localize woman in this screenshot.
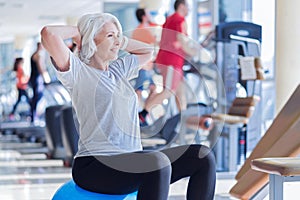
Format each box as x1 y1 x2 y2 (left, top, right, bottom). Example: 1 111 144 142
41 13 215 200
10 57 30 119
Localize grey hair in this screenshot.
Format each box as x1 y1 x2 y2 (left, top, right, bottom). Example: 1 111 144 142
77 13 122 64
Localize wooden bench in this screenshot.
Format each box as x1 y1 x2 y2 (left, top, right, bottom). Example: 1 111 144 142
251 157 300 200
229 84 300 199
235 84 300 181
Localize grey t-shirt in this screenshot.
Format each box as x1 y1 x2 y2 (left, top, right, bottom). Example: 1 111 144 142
55 52 142 157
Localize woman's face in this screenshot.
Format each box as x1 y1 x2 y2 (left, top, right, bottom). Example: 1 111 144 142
18 60 24 66
94 21 121 61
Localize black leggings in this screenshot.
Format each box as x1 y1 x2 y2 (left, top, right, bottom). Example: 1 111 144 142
11 88 30 114
72 144 216 200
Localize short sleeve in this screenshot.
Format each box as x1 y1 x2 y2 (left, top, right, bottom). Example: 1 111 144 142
110 54 139 80
54 51 81 93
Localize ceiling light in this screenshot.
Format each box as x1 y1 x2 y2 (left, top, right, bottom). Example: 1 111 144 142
12 3 23 8
38 15 61 20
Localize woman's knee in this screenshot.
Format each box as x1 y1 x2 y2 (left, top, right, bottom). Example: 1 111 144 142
189 144 216 168
146 152 172 171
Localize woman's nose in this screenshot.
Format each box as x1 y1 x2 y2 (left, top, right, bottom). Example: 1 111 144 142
114 36 121 46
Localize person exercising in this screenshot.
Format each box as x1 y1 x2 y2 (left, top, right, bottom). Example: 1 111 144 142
41 12 216 200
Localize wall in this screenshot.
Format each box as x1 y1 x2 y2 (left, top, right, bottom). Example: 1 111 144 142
275 0 300 112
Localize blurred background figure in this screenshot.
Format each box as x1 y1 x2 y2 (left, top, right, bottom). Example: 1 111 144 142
131 8 159 125
139 0 193 126
29 42 50 123
9 57 30 120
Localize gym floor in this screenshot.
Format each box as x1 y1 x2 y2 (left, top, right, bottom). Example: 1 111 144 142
0 133 298 199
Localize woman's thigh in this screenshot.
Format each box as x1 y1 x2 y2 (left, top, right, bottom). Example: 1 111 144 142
72 151 171 194
160 144 214 183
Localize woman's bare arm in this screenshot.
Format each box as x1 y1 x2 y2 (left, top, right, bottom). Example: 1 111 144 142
40 26 81 71
123 37 153 67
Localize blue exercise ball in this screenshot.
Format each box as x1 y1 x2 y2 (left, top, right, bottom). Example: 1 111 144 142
52 179 137 200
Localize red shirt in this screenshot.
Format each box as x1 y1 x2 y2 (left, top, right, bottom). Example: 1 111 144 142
16 67 28 90
155 13 186 69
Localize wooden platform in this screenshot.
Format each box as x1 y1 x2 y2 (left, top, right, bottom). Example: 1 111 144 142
251 157 300 177
251 157 300 200
229 84 300 199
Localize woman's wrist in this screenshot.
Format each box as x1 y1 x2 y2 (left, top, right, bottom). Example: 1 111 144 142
120 36 129 51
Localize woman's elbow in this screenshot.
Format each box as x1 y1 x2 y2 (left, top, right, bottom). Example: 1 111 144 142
140 51 154 66
147 47 155 60
40 26 56 43
147 49 154 61
40 26 49 39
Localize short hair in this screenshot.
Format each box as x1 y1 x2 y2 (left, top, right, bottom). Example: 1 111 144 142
174 0 186 11
37 42 42 49
77 13 122 64
13 57 24 71
135 8 145 23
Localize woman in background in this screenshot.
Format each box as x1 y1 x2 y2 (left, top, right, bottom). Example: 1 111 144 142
9 57 31 119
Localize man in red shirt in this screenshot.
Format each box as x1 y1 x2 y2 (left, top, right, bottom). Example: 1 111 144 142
139 0 191 125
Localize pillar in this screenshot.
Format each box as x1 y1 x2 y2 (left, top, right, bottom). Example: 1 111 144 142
275 0 300 112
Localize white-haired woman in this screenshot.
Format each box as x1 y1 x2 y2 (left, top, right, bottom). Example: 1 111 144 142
41 13 215 200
